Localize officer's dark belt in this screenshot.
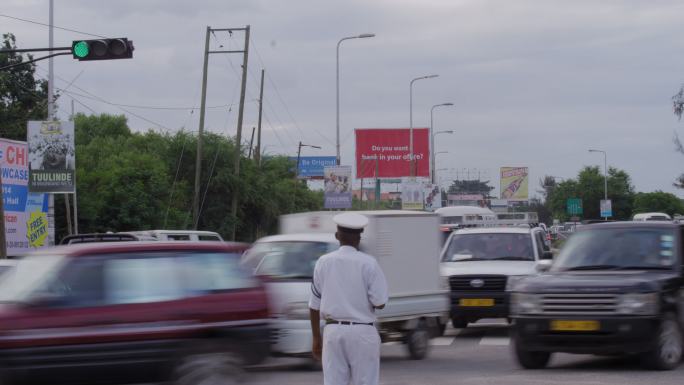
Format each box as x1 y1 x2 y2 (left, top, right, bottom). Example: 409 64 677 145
326 320 374 326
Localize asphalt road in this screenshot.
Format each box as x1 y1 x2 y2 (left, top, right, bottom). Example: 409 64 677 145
243 321 684 385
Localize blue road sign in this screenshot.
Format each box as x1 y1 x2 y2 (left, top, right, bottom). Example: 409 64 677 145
289 156 337 179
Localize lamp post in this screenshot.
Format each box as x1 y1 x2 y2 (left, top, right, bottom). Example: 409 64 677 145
296 142 322 179
336 33 375 165
588 149 608 219
434 151 448 184
409 74 438 176
431 126 453 184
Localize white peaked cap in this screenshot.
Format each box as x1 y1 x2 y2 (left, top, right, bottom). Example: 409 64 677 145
333 212 369 231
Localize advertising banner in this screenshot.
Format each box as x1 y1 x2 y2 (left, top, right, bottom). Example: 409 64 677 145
28 120 76 193
500 167 529 201
355 128 429 178
423 183 441 211
324 166 352 209
600 199 613 218
401 179 424 210
289 156 337 179
1 138 50 255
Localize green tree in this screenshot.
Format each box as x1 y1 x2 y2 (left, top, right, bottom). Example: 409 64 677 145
0 33 50 140
56 113 323 242
547 166 635 221
447 179 495 198
633 191 684 216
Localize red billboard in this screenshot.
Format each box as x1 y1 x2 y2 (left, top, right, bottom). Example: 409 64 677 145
355 128 430 178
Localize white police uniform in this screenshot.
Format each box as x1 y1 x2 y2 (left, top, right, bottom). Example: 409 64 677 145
309 213 388 385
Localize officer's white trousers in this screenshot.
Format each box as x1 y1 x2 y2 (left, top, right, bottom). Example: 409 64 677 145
322 324 381 385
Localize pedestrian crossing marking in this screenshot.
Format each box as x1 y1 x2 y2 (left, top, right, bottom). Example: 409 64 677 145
430 337 455 346
479 336 510 346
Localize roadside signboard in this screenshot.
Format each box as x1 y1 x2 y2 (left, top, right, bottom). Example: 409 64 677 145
500 167 529 201
423 183 441 211
355 128 429 178
401 179 424 210
567 198 583 215
323 166 352 209
289 156 336 179
600 199 613 218
27 120 76 193
0 138 51 254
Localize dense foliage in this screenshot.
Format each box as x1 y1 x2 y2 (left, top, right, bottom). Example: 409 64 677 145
53 113 322 242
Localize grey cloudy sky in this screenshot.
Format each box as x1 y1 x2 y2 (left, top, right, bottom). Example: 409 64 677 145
4 0 684 197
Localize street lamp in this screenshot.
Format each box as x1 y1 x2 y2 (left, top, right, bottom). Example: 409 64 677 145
429 100 453 184
296 141 322 179
588 149 608 219
336 33 375 165
409 74 439 176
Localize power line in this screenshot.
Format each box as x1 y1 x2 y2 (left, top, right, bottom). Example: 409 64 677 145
54 89 245 111
211 33 298 150
0 13 107 38
250 37 335 147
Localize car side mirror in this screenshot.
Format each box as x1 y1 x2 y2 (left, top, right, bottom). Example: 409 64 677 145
536 259 552 272
541 250 553 260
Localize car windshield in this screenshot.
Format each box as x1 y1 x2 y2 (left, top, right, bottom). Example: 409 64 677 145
442 233 534 262
0 255 66 303
250 241 332 279
552 227 677 271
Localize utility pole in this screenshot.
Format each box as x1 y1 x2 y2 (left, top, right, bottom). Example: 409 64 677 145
230 25 250 241
255 68 265 166
192 26 211 229
193 26 249 231
47 0 56 246
71 99 78 234
248 127 255 158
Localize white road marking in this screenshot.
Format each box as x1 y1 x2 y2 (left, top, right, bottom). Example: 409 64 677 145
444 327 462 337
430 337 455 346
479 336 510 346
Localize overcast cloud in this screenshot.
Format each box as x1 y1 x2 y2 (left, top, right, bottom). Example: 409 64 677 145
4 0 684 197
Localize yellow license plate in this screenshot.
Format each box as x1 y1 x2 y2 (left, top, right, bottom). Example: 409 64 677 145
550 320 600 332
459 298 494 307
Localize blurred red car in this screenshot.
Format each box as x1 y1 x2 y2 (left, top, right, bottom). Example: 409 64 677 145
0 242 270 385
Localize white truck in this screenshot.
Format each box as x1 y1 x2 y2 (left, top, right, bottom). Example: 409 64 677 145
243 210 449 363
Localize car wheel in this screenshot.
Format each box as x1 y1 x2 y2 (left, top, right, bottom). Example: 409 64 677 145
451 317 468 329
407 320 430 360
174 348 243 385
436 321 447 336
513 334 551 369
642 314 683 370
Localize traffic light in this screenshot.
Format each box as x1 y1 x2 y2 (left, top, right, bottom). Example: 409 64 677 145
71 38 134 61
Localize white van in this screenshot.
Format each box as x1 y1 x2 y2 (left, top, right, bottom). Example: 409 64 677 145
440 226 551 328
244 210 449 362
124 230 224 242
632 212 672 221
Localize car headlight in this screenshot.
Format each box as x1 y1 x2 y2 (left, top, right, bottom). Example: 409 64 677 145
511 293 542 315
616 293 659 315
440 275 450 291
506 275 527 291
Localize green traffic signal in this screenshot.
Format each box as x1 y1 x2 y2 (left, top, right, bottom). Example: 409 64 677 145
73 41 89 58
71 38 133 61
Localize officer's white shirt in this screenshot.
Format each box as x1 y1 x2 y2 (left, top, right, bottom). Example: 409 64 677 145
309 245 388 324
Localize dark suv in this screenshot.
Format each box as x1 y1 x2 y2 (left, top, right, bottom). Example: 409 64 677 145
510 222 684 370
0 242 270 385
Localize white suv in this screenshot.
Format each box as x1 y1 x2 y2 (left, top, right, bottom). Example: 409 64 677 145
440 227 551 328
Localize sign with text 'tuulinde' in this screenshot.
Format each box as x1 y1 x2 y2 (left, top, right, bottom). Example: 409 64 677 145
28 120 76 193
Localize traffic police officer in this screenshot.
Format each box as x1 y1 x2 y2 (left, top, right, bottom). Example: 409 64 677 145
309 212 389 385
